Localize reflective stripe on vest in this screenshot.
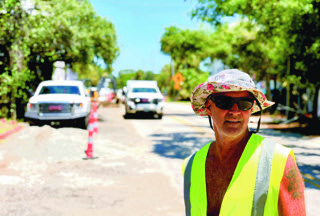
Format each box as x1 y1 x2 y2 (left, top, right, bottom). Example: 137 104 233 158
183 134 293 216
251 138 276 216
184 153 196 216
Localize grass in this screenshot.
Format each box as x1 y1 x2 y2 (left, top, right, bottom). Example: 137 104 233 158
0 119 17 134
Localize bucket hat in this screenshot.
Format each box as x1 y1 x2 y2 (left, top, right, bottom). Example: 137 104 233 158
191 69 275 116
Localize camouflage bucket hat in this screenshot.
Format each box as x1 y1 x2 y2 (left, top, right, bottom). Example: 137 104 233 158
190 69 275 116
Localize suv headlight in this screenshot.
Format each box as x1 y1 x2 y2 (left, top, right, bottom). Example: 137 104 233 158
128 98 137 102
135 98 141 103
27 103 38 111
73 103 84 113
74 103 83 108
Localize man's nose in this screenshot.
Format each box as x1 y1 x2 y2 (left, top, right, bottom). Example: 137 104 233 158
229 102 240 112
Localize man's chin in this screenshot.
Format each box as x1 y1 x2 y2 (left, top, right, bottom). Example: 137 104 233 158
222 127 246 138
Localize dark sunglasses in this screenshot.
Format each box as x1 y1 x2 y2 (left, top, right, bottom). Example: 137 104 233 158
208 95 254 111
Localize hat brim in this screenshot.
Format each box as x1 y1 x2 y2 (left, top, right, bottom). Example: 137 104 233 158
191 82 275 116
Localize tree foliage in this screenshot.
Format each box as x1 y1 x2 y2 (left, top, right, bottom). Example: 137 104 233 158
72 63 105 86
191 0 320 118
117 69 155 89
160 26 212 100
161 26 210 70
27 0 119 79
179 68 210 100
0 0 119 119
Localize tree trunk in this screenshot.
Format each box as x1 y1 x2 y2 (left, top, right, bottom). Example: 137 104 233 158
39 57 54 80
286 56 291 119
288 84 296 119
312 84 319 121
8 44 25 120
265 72 271 100
10 88 17 120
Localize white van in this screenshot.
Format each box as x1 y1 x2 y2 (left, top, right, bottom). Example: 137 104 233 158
124 80 164 119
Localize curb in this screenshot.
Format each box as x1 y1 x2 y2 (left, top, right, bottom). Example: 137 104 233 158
0 125 23 140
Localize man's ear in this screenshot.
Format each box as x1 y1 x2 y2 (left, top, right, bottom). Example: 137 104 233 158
249 107 253 115
205 99 212 116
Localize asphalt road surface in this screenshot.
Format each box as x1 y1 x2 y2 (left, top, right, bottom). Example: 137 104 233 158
0 102 319 215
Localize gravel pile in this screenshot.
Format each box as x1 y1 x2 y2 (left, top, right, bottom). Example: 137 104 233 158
0 125 88 162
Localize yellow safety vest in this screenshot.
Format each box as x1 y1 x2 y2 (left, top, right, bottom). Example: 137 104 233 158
183 134 295 216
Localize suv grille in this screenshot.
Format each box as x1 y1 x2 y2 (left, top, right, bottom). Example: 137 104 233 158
39 103 72 113
135 98 158 104
139 98 150 104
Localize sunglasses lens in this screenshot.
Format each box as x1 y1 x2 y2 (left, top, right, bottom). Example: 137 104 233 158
213 96 234 110
210 96 254 111
238 98 254 110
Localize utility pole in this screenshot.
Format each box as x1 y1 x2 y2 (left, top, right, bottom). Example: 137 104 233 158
171 58 174 77
286 56 290 118
171 58 176 101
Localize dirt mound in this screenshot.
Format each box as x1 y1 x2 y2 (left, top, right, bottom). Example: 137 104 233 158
1 125 88 162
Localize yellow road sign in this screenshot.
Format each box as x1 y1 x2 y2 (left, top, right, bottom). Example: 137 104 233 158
172 72 184 90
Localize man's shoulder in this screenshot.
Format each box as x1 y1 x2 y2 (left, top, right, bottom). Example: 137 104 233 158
182 141 213 175
261 136 291 150
257 135 293 159
185 141 213 157
252 134 289 148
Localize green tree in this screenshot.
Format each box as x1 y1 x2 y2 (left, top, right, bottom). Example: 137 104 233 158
72 63 105 86
191 0 320 119
160 26 214 100
161 26 210 70
27 0 119 80
208 21 286 100
180 68 210 100
154 64 172 96
117 69 135 89
144 71 154 80
0 0 119 119
0 0 35 119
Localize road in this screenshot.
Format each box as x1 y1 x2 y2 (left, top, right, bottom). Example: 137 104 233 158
0 102 319 215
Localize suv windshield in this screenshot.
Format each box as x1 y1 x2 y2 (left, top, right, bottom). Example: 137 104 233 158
132 88 157 93
39 86 81 95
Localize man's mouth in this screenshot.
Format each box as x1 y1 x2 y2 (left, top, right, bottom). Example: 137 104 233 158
225 119 241 123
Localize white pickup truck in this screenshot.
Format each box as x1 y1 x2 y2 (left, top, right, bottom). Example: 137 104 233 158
24 80 91 128
124 80 164 119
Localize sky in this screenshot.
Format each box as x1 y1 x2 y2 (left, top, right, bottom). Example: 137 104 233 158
89 0 204 77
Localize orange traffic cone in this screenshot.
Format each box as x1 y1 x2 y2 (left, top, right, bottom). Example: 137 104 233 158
92 101 99 134
84 111 98 160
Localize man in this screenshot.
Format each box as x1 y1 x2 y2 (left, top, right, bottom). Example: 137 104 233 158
183 69 305 216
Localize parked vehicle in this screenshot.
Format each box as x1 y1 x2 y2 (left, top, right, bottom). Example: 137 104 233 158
124 80 164 119
96 76 118 106
24 80 91 128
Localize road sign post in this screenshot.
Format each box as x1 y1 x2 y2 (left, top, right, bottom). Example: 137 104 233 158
172 72 185 101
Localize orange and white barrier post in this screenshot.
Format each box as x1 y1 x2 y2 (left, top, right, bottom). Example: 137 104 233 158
84 111 98 159
92 101 99 134
106 93 115 102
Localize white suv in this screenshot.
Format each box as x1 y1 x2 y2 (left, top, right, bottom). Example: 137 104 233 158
124 80 164 119
24 80 91 128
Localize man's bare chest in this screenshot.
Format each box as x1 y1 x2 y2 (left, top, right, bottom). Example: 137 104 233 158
205 157 237 216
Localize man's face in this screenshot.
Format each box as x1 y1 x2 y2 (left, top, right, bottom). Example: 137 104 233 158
206 91 253 139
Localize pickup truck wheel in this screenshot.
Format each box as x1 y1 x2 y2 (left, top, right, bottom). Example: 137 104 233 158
78 117 88 129
154 114 163 119
29 122 37 126
123 112 132 119
26 119 37 126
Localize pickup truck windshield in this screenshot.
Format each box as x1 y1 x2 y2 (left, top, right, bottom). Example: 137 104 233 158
132 88 157 93
39 86 81 95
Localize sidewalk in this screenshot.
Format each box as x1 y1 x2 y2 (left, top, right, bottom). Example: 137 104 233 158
0 119 25 140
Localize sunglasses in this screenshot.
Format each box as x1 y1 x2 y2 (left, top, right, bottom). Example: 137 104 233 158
208 95 254 111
